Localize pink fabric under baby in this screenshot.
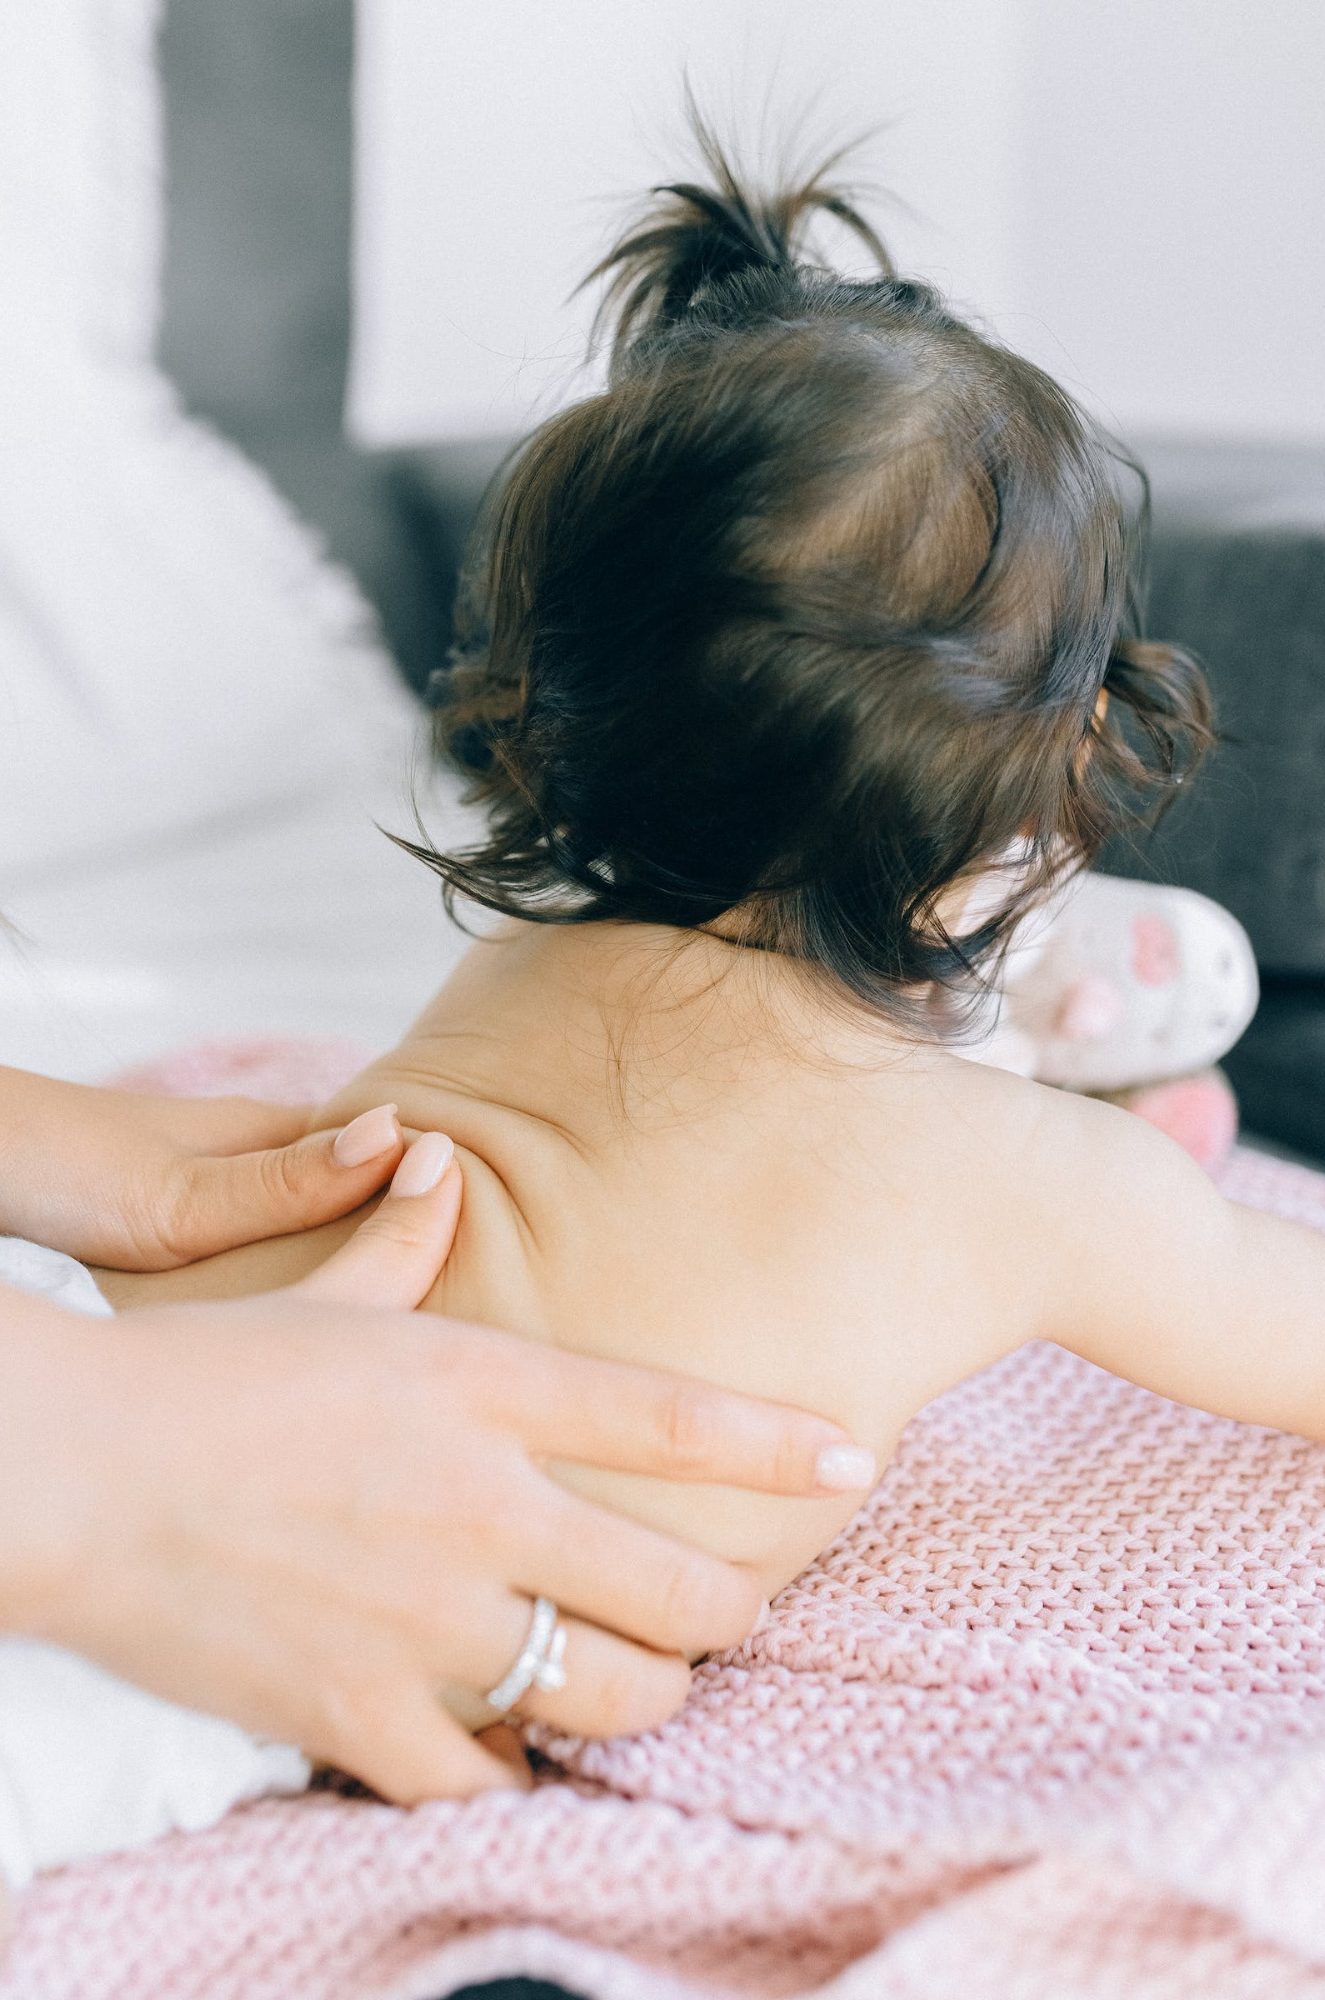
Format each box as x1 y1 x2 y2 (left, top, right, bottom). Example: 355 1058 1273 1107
7 1038 1325 2000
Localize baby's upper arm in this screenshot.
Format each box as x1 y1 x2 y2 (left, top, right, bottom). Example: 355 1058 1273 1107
1028 1090 1325 1440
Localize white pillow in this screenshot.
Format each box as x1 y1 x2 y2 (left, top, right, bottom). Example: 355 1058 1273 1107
0 0 416 894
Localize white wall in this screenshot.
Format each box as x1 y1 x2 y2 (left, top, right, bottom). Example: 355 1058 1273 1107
348 0 1019 441
349 0 1325 447
1005 0 1325 442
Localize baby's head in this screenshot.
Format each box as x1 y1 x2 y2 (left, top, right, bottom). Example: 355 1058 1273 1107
422 129 1213 1024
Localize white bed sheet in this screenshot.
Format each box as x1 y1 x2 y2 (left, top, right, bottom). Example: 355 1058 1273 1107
0 770 480 1084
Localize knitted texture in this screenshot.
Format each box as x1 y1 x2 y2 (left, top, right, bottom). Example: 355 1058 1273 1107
7 1039 1325 2000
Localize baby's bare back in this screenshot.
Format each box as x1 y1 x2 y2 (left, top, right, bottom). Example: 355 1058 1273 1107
100 921 1105 1600
301 924 1061 1598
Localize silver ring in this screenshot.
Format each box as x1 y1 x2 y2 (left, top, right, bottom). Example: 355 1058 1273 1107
484 1595 569 1715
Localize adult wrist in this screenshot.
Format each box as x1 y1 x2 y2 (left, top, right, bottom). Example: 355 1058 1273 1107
0 1068 83 1239
0 1287 108 1639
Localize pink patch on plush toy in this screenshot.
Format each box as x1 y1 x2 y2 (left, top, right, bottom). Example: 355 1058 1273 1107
1053 973 1126 1041
1121 1068 1238 1176
1131 914 1180 986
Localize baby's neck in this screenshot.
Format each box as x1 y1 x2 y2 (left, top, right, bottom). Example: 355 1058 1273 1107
389 919 921 1130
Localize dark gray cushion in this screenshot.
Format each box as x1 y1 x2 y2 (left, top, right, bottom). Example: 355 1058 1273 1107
385 438 518 682
157 0 445 692
1123 443 1325 961
1124 524 1325 974
158 0 353 440
1110 441 1325 1153
1222 982 1325 1161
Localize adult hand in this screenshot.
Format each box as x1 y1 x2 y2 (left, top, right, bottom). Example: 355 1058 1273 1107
0 1063 414 1267
0 1141 875 1802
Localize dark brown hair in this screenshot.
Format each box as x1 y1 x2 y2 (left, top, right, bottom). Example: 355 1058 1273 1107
404 122 1214 1027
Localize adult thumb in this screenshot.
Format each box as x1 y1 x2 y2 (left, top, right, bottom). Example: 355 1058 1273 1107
293 1133 462 1311
162 1103 409 1264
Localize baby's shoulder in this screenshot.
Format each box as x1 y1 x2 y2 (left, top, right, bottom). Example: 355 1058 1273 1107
844 1049 1167 1282
911 1044 1148 1165
839 1044 1063 1194
978 1059 1180 1191
916 1054 1199 1302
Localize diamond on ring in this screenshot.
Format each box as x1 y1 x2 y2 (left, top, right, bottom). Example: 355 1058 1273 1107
484 1595 569 1715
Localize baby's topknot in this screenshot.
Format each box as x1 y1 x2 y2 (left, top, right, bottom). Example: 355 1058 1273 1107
583 113 896 373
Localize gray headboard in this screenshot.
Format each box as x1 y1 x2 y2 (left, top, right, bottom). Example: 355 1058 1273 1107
157 0 459 693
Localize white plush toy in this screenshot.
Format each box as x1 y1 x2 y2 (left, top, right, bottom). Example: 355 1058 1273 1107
959 866 1260 1173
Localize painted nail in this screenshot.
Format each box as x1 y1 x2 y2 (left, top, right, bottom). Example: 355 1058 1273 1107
390 1131 455 1197
332 1104 400 1167
814 1443 879 1494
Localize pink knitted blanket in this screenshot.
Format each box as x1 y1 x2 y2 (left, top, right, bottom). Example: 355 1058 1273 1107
8 1039 1325 2000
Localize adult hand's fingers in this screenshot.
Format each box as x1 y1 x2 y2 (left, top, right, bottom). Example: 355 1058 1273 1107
294 1140 461 1311
334 1683 531 1805
144 1093 319 1156
474 1723 531 1781
482 1335 877 1499
516 1620 692 1738
158 1104 408 1265
472 1595 693 1741
509 1479 766 1658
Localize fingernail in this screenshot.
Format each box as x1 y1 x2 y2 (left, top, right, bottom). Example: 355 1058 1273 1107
390 1131 455 1197
814 1443 878 1494
332 1104 399 1167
